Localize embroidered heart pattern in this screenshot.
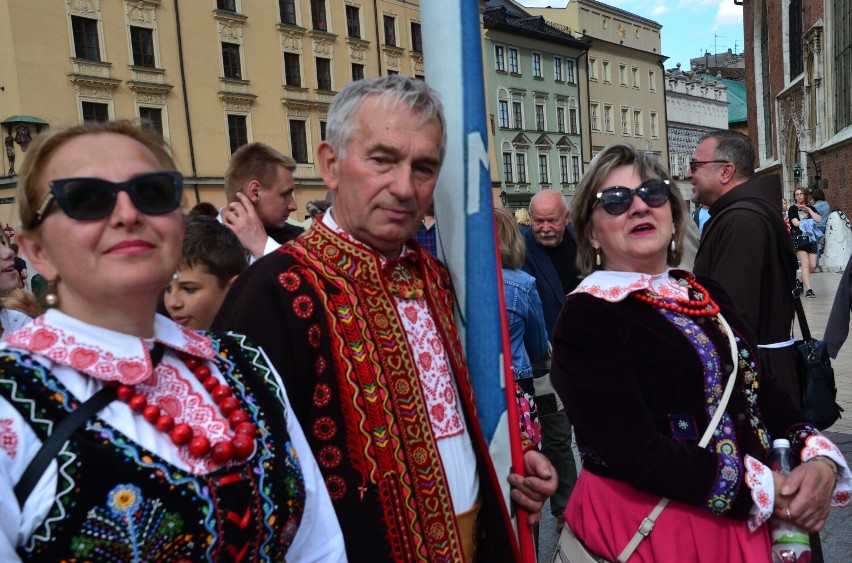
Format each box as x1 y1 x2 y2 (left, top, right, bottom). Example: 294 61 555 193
29 329 58 352
442 386 454 403
418 352 432 372
117 360 148 384
403 306 419 324
387 355 403 372
70 347 98 370
158 396 182 417
430 404 446 423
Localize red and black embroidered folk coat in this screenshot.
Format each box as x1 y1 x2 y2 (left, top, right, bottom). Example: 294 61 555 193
214 220 520 562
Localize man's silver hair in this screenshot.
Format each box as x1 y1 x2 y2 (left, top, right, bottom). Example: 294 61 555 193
325 75 447 162
529 189 569 215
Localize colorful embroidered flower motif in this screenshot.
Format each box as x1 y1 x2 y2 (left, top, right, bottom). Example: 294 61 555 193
108 483 142 516
716 439 736 456
313 382 332 408
307 324 322 348
720 465 738 481
325 474 347 501
315 355 327 376
279 270 302 292
709 494 731 512
318 445 343 468
313 416 337 440
293 295 315 319
71 484 189 560
668 413 699 441
385 262 425 299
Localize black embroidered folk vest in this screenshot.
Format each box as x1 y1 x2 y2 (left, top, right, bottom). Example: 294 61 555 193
0 333 304 561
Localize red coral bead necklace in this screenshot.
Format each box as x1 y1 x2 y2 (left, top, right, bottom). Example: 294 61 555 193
110 349 256 464
632 277 720 317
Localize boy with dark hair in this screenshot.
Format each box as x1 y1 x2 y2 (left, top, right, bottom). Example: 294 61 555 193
165 217 248 330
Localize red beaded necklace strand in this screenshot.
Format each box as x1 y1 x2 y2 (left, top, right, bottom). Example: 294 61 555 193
632 277 721 317
110 352 256 464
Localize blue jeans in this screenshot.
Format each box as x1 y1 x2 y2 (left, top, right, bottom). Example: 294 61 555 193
533 373 577 517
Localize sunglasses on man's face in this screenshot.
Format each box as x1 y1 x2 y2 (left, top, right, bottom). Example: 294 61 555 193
594 179 670 216
33 171 183 227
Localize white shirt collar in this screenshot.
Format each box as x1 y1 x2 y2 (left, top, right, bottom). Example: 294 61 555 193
571 268 692 302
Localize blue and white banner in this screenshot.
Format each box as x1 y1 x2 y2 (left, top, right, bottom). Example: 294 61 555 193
422 3 535 560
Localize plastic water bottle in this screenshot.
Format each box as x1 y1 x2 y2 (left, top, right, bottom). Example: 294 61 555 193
769 439 812 563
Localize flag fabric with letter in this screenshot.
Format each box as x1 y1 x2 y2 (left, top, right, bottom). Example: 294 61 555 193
422 3 535 560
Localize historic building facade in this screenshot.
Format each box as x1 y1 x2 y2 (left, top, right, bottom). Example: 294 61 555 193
664 65 729 203
524 0 669 168
0 0 424 224
745 0 852 210
483 0 588 209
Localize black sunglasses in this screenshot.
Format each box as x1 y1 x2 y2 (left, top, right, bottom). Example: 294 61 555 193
595 179 670 216
33 171 183 227
689 159 729 173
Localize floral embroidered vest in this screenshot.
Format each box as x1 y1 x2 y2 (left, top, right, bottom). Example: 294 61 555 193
0 333 304 561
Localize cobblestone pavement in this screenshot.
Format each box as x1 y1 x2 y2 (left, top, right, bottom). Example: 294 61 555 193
536 271 852 562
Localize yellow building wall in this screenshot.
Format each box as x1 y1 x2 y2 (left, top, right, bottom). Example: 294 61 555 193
526 2 668 167
0 0 423 225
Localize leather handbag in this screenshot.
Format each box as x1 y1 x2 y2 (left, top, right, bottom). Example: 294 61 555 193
551 314 741 563
793 234 812 248
793 296 844 430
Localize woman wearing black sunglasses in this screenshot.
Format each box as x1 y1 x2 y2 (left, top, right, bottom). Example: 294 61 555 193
548 143 849 562
0 121 344 561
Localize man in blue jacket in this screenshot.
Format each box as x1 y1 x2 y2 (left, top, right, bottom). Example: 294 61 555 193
522 189 582 528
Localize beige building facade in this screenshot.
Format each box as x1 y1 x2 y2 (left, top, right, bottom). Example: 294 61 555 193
524 0 668 167
0 0 424 226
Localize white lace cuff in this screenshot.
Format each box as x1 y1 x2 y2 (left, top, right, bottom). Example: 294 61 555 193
744 454 774 532
801 435 852 507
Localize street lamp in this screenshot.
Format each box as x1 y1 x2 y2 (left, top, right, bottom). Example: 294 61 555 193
792 162 803 181
799 150 821 183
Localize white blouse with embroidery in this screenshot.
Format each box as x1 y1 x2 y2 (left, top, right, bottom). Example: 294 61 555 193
0 309 345 562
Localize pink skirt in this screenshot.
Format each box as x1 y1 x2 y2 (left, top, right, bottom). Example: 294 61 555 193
565 469 772 562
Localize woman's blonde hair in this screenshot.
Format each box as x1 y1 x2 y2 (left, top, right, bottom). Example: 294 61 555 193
571 143 687 275
16 120 179 231
514 207 531 227
495 207 526 269
2 288 42 318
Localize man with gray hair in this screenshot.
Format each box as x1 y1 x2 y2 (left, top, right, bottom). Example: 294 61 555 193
522 188 581 528
215 75 556 561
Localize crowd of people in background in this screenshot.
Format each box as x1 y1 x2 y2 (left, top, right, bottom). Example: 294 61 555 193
0 76 849 562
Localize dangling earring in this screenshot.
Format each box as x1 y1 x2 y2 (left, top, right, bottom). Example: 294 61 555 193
44 280 59 308
670 229 677 252
594 246 602 266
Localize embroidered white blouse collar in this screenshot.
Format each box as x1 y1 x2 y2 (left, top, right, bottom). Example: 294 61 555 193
3 308 215 385
571 268 694 303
